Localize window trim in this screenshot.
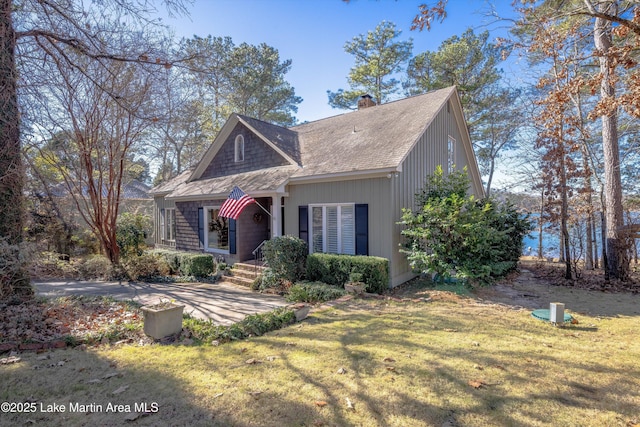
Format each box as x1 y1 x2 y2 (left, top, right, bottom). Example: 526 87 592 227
164 208 176 242
234 134 245 163
308 203 355 255
160 208 166 241
203 206 230 254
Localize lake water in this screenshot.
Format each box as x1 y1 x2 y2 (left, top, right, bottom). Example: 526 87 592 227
522 219 638 259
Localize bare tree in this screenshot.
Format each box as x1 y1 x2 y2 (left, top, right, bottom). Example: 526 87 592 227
1 0 185 297
31 57 156 265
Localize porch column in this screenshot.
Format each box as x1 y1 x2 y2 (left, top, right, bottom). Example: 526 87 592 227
271 194 282 238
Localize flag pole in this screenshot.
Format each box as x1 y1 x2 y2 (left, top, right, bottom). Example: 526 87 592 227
254 200 272 217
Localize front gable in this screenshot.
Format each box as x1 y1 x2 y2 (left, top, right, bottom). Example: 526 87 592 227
199 122 292 180
189 114 298 183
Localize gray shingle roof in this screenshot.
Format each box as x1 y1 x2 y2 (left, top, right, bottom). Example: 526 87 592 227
166 165 298 200
290 87 453 177
153 87 455 197
238 115 301 166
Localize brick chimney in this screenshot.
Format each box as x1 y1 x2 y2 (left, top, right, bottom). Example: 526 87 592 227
357 94 376 110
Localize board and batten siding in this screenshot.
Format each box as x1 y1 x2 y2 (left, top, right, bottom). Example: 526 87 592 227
285 177 394 269
390 99 478 286
153 196 176 247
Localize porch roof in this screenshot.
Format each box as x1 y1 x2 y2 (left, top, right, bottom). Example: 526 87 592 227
165 165 298 201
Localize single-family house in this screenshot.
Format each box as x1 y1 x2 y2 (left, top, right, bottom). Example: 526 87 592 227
150 86 484 287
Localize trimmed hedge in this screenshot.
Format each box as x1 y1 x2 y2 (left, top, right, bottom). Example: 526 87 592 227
306 253 389 294
148 249 214 277
179 254 214 277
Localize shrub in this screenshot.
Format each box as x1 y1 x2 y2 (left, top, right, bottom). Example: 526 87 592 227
71 229 101 255
400 165 532 285
0 238 33 299
183 307 296 344
124 253 171 281
116 213 151 259
286 281 346 303
251 268 281 291
178 253 214 277
77 255 113 280
262 235 308 282
31 251 79 279
306 253 389 293
147 249 214 277
148 249 181 273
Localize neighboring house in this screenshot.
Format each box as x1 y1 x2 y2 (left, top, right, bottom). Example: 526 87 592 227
49 178 153 220
150 86 484 287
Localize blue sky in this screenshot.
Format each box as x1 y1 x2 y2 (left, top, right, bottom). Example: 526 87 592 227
163 0 519 123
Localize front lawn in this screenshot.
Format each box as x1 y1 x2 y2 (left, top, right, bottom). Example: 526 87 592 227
2 285 639 427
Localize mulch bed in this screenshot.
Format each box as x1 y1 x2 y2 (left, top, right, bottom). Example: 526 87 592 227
0 296 149 354
521 260 640 293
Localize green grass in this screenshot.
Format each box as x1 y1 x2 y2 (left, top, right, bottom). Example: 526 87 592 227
2 292 639 426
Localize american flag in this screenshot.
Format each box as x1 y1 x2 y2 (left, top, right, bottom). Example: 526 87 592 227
218 186 255 220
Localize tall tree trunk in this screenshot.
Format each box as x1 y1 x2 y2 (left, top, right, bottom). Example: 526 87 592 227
538 190 545 259
0 0 31 298
582 148 594 270
593 2 629 280
559 140 570 277
592 211 599 269
585 212 594 269
600 187 609 280
485 156 495 196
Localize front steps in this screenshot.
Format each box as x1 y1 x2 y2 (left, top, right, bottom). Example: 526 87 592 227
223 262 266 287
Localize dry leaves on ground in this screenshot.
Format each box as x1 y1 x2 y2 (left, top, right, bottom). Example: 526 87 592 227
468 380 487 389
0 296 144 347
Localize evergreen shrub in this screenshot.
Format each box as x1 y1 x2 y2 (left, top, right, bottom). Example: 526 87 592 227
262 235 308 282
400 166 531 285
286 281 347 303
306 253 389 293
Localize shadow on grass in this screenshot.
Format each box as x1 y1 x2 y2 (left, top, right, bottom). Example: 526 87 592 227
4 293 638 426
251 301 640 426
0 347 231 427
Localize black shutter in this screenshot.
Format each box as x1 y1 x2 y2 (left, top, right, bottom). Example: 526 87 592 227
198 208 204 249
298 206 308 245
355 204 368 255
229 218 237 254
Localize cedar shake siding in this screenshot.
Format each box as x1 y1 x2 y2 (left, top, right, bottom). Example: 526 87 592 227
200 124 291 180
175 199 226 252
173 197 270 263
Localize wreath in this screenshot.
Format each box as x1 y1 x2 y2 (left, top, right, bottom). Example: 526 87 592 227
253 213 263 223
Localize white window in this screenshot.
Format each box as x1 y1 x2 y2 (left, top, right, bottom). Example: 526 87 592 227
165 208 176 242
160 208 165 240
310 204 355 255
447 135 456 172
235 134 244 162
204 207 229 253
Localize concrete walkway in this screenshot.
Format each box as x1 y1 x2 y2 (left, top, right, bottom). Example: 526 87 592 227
33 279 288 325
